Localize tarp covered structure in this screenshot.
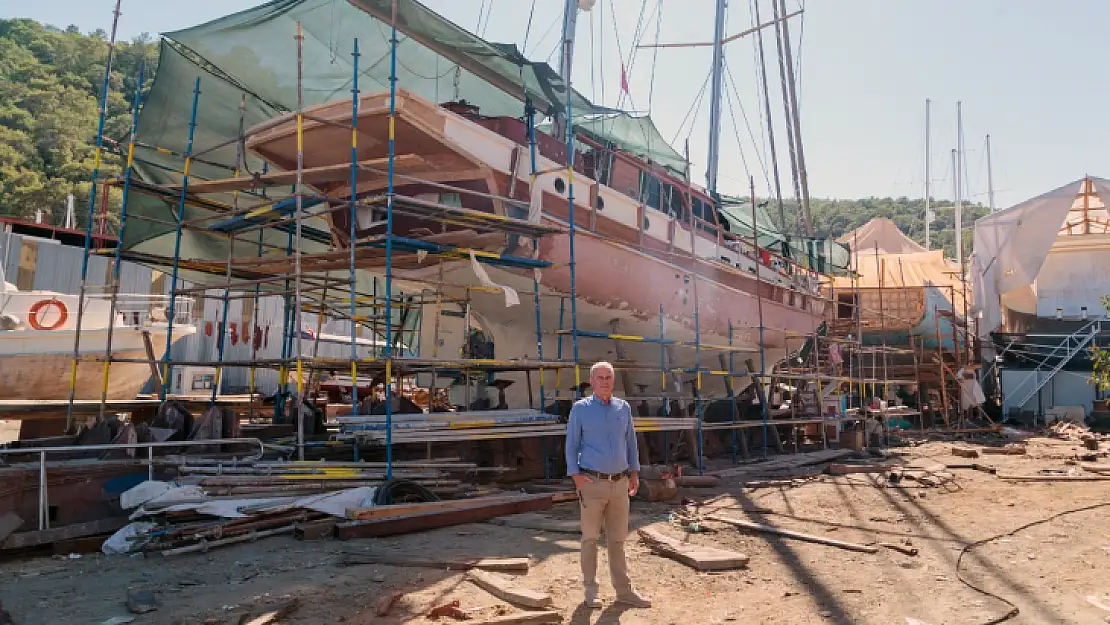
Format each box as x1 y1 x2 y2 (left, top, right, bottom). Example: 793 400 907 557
833 249 967 315
568 113 688 174
124 0 611 269
971 177 1109 337
838 217 926 255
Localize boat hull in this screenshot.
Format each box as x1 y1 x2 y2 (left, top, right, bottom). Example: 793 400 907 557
0 327 189 400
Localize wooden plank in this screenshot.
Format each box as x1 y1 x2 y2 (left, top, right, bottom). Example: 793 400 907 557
1079 463 1110 474
998 474 1110 482
340 552 530 572
345 494 540 520
140 330 163 396
243 600 300 625
709 514 879 554
466 569 553 609
466 611 561 625
175 155 426 194
335 494 553 539
827 463 889 475
711 449 857 478
488 513 580 534
2 517 127 550
637 527 749 571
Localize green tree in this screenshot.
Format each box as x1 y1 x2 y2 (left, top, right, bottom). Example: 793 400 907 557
0 18 158 231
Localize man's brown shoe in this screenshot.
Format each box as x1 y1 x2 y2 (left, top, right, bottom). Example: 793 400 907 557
616 592 652 608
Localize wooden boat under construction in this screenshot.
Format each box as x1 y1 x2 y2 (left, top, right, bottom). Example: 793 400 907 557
243 89 826 405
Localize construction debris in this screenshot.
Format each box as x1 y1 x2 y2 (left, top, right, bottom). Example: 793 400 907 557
375 591 404 617
981 444 1027 456
336 494 553 539
125 589 158 615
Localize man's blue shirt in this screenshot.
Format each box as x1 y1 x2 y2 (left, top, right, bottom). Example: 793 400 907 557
565 394 641 475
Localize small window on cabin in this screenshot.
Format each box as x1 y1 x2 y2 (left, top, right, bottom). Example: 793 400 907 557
554 178 566 195
595 195 605 211
639 171 661 210
439 193 462 207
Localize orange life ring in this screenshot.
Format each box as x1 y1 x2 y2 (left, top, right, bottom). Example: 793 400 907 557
28 299 68 331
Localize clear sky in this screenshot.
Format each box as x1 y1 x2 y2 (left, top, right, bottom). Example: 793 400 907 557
6 0 1108 209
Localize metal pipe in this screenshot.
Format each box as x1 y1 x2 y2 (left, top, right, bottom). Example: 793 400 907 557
751 177 769 458
350 38 362 445
705 0 727 195
98 62 145 420
925 99 931 250
160 78 202 401
66 0 124 430
384 0 399 478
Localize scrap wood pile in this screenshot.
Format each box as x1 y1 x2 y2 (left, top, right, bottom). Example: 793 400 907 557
1048 420 1107 450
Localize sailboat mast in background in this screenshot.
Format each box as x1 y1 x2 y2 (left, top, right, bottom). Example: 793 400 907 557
705 0 728 196
986 133 996 213
924 98 931 251
955 101 964 273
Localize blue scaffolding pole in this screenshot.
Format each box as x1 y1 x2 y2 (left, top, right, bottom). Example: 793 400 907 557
66 0 124 429
159 77 203 402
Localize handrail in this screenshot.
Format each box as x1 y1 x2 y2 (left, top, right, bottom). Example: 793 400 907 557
0 437 265 531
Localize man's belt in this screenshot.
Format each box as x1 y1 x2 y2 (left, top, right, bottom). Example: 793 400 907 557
580 467 629 481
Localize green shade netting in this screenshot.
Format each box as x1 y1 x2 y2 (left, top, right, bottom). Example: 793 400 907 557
718 196 851 274
540 112 689 175
125 0 610 263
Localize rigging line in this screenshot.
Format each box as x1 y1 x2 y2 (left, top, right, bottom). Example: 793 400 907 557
609 0 651 112
750 0 784 228
480 0 496 37
723 58 769 189
670 69 712 146
476 0 488 34
526 6 561 57
721 64 753 181
647 0 663 114
522 0 538 52
590 8 597 102
599 0 606 107
793 0 804 113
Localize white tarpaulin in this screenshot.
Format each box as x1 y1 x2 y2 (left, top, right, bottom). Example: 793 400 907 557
972 178 1089 337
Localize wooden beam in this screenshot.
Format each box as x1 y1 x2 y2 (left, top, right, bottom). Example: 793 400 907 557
173 155 426 194
335 494 553 539
140 330 163 396
638 10 803 48
340 552 530 572
345 495 540 520
466 569 553 609
709 514 879 553
2 517 127 550
637 527 749 570
466 612 561 625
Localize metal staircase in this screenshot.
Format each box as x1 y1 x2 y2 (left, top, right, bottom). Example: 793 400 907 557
1006 319 1101 413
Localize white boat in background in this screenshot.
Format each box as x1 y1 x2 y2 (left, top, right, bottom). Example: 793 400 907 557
0 281 196 400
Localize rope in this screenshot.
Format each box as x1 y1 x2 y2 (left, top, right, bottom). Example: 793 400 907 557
521 0 538 53
956 500 1110 625
721 63 752 181
670 69 712 146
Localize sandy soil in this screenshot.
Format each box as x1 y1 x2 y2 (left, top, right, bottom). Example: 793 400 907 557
2 433 1110 625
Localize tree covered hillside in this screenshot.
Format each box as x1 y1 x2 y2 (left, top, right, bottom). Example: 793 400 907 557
0 18 156 230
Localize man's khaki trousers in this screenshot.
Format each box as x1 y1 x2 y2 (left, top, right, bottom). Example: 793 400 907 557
578 476 632 598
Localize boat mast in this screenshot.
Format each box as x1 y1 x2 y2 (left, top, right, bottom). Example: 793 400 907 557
986 133 996 213
554 0 580 141
753 0 786 229
777 0 812 236
705 0 728 197
955 101 963 273
924 98 931 250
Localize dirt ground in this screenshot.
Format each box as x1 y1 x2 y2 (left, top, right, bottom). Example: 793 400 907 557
3 433 1110 625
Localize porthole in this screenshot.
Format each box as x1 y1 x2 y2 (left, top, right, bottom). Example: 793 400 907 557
554 178 566 194
642 216 651 230
595 195 605 210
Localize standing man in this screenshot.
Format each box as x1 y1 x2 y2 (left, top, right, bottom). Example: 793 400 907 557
565 362 652 609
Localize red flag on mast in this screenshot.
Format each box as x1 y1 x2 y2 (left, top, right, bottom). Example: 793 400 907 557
620 63 630 94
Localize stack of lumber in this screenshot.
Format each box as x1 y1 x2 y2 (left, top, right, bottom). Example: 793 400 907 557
334 409 699 443
710 449 860 479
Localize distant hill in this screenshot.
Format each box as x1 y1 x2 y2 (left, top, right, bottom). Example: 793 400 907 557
764 196 987 261
0 18 157 230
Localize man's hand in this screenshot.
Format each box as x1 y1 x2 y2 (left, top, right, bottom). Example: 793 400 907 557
571 473 593 491
628 471 639 497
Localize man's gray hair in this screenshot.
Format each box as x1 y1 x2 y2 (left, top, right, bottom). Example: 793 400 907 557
590 361 615 375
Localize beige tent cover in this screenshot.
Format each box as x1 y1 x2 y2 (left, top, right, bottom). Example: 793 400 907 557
838 217 927 254
833 250 968 313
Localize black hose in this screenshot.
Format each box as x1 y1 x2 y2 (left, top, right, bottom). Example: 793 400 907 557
372 479 440 506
